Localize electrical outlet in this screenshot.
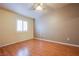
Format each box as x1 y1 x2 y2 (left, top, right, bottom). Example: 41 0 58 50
67 37 70 40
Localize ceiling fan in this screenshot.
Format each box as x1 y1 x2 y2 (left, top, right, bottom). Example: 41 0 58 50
32 3 44 11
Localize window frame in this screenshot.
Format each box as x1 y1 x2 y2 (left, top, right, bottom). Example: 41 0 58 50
17 19 28 32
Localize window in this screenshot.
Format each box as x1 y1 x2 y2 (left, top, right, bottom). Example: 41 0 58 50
17 19 28 32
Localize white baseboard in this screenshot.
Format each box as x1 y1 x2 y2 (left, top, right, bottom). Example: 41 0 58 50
1 38 79 48
36 38 79 48
0 38 32 48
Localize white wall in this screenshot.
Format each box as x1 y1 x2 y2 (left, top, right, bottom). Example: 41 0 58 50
0 9 34 47
35 4 79 45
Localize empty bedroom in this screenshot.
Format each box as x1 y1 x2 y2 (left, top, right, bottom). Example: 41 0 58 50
0 3 79 56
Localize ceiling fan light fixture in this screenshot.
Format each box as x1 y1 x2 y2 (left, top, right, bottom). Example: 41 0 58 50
35 5 43 11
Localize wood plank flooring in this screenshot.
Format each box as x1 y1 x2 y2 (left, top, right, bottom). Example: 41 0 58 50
0 39 79 56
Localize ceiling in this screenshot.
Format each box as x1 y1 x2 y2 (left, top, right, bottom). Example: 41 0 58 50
46 3 69 9
0 3 69 19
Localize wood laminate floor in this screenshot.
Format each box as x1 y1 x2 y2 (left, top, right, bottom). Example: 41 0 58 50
0 39 79 56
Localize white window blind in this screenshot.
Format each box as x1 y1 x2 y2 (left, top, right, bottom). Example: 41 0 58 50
17 19 28 32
